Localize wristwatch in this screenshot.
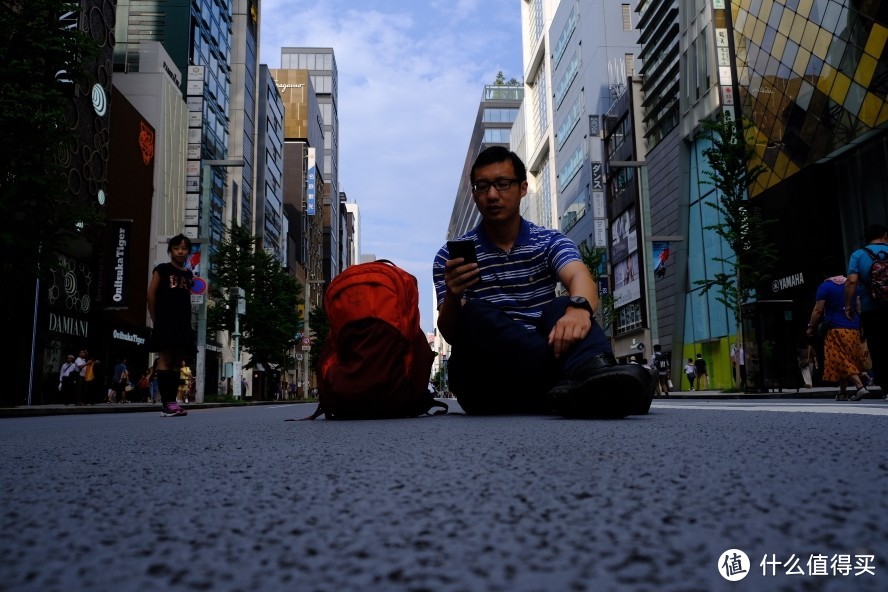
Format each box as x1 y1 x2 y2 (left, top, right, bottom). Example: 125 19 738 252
566 296 594 316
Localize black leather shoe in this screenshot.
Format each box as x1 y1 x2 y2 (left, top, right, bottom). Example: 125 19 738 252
547 355 652 418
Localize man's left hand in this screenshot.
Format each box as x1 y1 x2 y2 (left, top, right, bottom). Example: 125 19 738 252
548 308 592 358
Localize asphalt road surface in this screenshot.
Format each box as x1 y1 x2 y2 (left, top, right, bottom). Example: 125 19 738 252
2 399 887 591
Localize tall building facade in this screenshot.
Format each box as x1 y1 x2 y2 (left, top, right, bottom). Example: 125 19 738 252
636 0 683 371
343 201 361 268
229 0 261 230
519 0 559 230
726 0 888 390
280 48 343 283
21 1 116 405
656 0 888 390
269 68 325 286
256 65 286 263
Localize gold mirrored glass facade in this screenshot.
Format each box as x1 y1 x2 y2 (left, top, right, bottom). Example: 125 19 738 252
733 0 888 195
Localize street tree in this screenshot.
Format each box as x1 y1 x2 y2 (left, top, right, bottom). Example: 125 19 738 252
579 241 617 329
697 112 776 339
308 304 329 376
207 223 302 372
0 1 102 327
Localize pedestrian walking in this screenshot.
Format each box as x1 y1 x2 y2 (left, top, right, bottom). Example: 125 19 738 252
58 354 79 404
797 338 817 389
653 344 670 397
177 360 193 403
111 358 129 403
806 256 869 400
146 234 195 417
843 223 888 397
149 360 160 404
694 354 708 390
684 358 696 391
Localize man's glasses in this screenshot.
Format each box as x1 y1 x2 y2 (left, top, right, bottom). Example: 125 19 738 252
472 178 520 194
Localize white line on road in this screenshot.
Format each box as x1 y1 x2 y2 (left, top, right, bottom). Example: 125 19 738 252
654 402 888 416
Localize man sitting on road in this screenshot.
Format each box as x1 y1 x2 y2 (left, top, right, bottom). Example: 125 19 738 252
433 146 652 417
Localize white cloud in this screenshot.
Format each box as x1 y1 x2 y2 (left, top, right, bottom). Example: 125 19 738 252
259 0 522 331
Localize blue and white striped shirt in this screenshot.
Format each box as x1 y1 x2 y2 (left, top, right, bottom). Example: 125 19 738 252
433 218 580 328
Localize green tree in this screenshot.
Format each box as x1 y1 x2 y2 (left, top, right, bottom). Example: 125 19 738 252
493 70 520 85
579 241 617 329
697 112 776 333
207 223 302 371
308 304 329 376
0 1 102 325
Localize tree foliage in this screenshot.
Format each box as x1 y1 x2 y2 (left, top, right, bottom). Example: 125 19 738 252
579 241 617 329
493 70 520 85
207 223 302 371
308 304 329 376
0 0 102 323
697 112 777 327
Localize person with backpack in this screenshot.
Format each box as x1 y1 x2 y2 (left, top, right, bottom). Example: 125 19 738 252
652 344 670 397
433 146 652 418
844 223 888 397
807 256 869 400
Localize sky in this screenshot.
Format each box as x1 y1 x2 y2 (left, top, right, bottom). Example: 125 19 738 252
259 0 525 333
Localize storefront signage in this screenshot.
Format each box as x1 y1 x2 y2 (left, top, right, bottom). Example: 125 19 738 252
111 329 146 346
591 161 604 191
108 220 131 308
48 312 88 337
771 273 805 293
307 148 316 216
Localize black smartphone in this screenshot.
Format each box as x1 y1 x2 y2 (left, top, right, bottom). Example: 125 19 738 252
447 240 477 264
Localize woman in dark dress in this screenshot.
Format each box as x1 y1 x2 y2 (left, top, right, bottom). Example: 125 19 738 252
147 234 196 417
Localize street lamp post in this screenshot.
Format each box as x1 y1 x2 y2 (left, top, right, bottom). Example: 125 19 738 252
230 287 245 399
195 159 244 403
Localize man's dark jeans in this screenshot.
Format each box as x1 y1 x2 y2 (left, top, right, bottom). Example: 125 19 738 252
448 296 612 414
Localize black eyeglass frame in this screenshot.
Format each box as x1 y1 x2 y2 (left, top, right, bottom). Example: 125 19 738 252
471 178 521 194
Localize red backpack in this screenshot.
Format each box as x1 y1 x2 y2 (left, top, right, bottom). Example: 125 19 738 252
309 261 446 419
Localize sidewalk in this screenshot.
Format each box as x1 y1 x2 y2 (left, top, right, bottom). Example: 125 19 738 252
660 385 884 400
0 399 309 418
3 386 883 418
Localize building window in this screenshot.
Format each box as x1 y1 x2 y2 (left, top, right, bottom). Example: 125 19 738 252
625 54 635 77
622 4 632 31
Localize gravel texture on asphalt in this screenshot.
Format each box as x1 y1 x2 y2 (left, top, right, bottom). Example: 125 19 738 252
1 401 886 591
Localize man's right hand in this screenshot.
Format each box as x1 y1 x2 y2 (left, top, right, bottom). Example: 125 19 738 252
444 257 480 301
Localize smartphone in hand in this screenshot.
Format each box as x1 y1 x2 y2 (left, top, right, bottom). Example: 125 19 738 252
447 240 478 264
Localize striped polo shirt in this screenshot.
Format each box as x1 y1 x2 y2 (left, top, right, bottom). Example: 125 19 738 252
433 218 581 329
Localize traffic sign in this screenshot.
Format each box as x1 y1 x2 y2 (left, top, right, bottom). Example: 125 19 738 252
191 277 208 295
301 336 311 346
